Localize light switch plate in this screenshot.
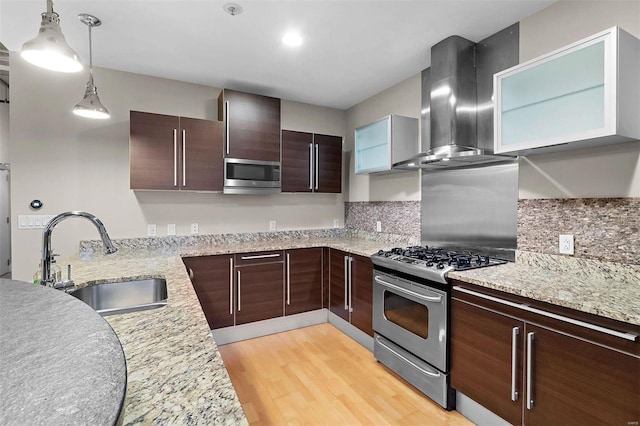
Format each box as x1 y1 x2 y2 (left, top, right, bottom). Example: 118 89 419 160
147 224 157 237
167 224 176 236
191 223 199 234
376 221 382 232
333 219 340 228
269 220 276 231
17 215 56 229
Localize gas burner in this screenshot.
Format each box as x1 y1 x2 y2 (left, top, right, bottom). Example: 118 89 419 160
371 245 508 284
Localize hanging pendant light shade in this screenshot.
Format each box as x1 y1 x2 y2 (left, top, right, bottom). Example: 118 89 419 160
73 13 110 120
21 0 83 73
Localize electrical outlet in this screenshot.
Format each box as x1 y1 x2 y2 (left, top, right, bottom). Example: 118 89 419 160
167 224 176 236
559 234 574 255
191 223 199 234
269 220 276 231
333 219 340 228
376 221 382 232
147 224 157 237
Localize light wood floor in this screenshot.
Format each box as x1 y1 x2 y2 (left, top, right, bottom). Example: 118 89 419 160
218 323 473 425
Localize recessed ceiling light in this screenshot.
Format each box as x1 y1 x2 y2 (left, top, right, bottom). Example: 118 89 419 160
282 31 303 47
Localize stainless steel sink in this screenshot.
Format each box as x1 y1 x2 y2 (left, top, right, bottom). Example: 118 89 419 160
71 278 168 316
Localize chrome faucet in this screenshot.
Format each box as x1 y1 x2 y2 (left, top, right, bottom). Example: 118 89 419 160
41 211 117 289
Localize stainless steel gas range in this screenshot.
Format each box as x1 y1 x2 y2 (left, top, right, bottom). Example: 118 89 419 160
371 246 507 410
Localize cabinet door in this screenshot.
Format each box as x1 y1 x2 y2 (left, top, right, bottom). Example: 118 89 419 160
281 130 313 192
285 248 322 315
314 134 342 193
350 254 373 337
219 89 281 162
354 117 390 174
235 262 284 325
451 298 524 425
329 249 349 321
523 324 640 426
182 255 234 329
130 111 180 190
180 117 224 191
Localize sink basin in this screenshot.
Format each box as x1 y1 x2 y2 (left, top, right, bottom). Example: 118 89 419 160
71 278 168 316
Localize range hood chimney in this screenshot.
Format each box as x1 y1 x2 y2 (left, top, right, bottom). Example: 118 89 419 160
395 25 519 170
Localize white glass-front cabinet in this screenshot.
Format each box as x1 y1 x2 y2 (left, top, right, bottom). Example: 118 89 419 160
354 115 418 174
494 27 640 155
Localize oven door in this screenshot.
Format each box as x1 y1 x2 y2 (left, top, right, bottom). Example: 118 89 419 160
373 271 447 372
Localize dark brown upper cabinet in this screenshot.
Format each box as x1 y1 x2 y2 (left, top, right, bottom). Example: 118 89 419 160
218 89 281 162
281 130 342 193
129 111 223 191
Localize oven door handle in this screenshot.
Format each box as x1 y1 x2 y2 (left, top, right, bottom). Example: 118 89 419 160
375 336 441 378
374 276 442 303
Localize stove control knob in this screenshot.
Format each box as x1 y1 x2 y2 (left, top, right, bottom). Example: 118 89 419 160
426 261 434 267
377 250 385 256
437 263 445 269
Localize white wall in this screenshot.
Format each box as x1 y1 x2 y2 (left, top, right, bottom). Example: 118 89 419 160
344 73 422 202
518 0 640 199
0 102 8 163
9 54 346 281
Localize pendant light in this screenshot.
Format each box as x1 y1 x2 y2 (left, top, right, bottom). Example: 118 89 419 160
73 13 110 120
21 0 82 73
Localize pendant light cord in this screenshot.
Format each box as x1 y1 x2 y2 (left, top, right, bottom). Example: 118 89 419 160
88 23 93 77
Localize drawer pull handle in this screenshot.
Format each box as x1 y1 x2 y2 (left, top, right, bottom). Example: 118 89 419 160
240 253 281 260
453 286 638 342
526 331 535 410
511 326 519 401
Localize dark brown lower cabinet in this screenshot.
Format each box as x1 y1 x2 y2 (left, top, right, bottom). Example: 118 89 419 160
235 260 284 325
451 282 640 426
329 249 373 336
285 248 323 316
182 255 234 329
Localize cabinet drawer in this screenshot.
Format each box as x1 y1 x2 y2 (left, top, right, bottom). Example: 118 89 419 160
235 250 284 266
452 280 640 356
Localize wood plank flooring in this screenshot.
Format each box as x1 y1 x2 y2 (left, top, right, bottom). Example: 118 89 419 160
218 323 473 425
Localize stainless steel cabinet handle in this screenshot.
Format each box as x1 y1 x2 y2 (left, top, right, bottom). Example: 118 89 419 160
237 270 241 312
344 255 348 310
511 326 520 402
229 258 234 314
173 129 178 186
453 286 638 342
526 331 534 410
225 100 230 155
182 129 186 186
286 252 291 305
240 253 281 260
376 336 441 378
309 143 313 190
375 276 443 303
348 256 353 313
315 143 319 190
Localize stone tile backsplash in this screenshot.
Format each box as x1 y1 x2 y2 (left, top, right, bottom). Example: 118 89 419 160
345 201 421 241
518 198 640 265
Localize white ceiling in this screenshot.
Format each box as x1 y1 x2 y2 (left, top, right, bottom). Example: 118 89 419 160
0 0 554 110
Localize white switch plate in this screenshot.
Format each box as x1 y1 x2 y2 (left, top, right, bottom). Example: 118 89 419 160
559 234 574 255
376 221 382 232
167 224 176 236
191 223 199 234
269 220 276 231
333 219 340 228
147 224 157 237
17 215 56 229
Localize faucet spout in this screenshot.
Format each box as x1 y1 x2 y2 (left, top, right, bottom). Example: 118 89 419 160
41 211 117 287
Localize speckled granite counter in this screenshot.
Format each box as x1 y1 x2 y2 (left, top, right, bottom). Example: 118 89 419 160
0 279 126 425
449 251 640 326
68 230 411 425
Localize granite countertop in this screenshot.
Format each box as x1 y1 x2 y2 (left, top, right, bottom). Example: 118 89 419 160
65 231 406 425
0 279 126 425
449 251 640 327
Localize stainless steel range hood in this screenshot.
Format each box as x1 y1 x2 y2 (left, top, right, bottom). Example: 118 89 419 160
395 25 519 170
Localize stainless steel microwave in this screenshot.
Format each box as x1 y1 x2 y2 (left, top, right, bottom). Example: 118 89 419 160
223 158 281 194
